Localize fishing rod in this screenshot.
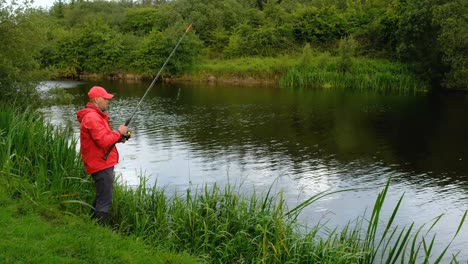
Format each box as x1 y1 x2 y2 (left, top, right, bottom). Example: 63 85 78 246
103 23 193 160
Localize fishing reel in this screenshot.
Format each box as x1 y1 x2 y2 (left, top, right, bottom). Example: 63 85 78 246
120 131 132 143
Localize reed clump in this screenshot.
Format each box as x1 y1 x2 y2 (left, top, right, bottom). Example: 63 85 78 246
0 106 90 205
188 56 296 83
111 176 466 263
187 47 427 93
280 43 428 94
1 106 466 263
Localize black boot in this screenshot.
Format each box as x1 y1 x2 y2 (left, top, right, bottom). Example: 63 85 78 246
93 211 110 226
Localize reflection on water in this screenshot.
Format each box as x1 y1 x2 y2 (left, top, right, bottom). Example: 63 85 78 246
42 80 468 261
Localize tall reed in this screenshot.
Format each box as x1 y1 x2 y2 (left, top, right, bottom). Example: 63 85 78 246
111 176 466 263
0 106 92 209
189 56 296 82
280 45 428 94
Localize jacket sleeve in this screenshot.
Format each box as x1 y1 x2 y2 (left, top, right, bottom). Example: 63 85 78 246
82 113 121 149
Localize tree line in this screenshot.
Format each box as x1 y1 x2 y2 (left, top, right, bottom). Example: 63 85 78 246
1 0 467 101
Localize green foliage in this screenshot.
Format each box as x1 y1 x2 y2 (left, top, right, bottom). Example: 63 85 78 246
2 0 465 90
337 35 358 73
173 0 245 45
224 2 295 57
49 0 65 18
299 43 314 66
121 5 174 36
0 118 201 264
79 22 128 74
224 23 255 57
392 0 468 89
110 176 465 263
432 0 468 89
58 0 126 28
0 107 86 199
0 1 48 105
206 28 231 56
134 23 203 76
189 56 295 81
395 0 442 85
360 0 401 56
281 48 428 94
40 86 75 106
293 5 347 44
226 23 294 57
39 27 83 77
42 19 133 76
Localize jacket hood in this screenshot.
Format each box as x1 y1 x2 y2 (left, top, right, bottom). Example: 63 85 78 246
77 103 106 123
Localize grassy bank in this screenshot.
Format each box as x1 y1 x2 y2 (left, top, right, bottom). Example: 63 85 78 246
0 185 200 263
180 51 428 94
280 54 428 94
0 106 201 263
72 52 428 94
1 106 465 263
183 56 297 84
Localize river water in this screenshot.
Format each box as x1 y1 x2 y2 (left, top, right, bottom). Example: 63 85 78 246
41 80 468 261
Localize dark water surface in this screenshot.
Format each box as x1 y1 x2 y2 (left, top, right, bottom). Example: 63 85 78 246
41 80 468 261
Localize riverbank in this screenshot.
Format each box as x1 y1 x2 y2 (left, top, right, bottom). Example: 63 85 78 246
0 106 202 263
75 55 294 85
2 105 466 263
71 53 430 93
0 182 201 263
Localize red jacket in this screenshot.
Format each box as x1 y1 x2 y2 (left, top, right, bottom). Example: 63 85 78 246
77 103 122 174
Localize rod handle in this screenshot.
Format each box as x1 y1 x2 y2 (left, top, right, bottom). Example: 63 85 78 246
103 144 114 160
185 23 192 33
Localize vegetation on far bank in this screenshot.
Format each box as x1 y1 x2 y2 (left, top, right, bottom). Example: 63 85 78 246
1 105 466 263
1 0 467 101
181 42 427 94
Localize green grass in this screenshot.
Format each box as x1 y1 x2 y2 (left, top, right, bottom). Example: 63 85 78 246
0 106 202 263
182 51 428 94
1 105 466 263
279 48 428 94
187 56 297 83
0 191 200 263
110 177 466 263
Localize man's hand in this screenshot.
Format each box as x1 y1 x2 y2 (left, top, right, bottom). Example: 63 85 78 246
118 125 128 135
118 125 131 143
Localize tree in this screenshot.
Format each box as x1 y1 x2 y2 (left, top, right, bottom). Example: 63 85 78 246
293 5 347 45
0 0 47 104
134 23 202 76
58 0 126 28
337 35 358 73
42 19 133 76
224 2 294 57
173 0 245 48
396 0 444 87
432 0 468 89
395 0 467 89
120 6 173 36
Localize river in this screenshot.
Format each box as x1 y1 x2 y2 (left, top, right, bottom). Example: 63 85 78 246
40 80 468 261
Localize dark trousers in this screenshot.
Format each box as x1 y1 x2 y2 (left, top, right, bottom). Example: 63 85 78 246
91 167 115 213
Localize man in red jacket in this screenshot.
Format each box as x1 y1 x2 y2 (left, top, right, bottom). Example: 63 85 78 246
77 86 129 225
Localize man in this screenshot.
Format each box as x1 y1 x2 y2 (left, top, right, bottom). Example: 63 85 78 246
77 86 129 225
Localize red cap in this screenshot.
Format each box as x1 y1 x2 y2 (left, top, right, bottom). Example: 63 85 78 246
88 86 114 99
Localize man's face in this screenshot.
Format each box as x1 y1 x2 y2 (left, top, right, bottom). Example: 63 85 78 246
95 97 110 111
